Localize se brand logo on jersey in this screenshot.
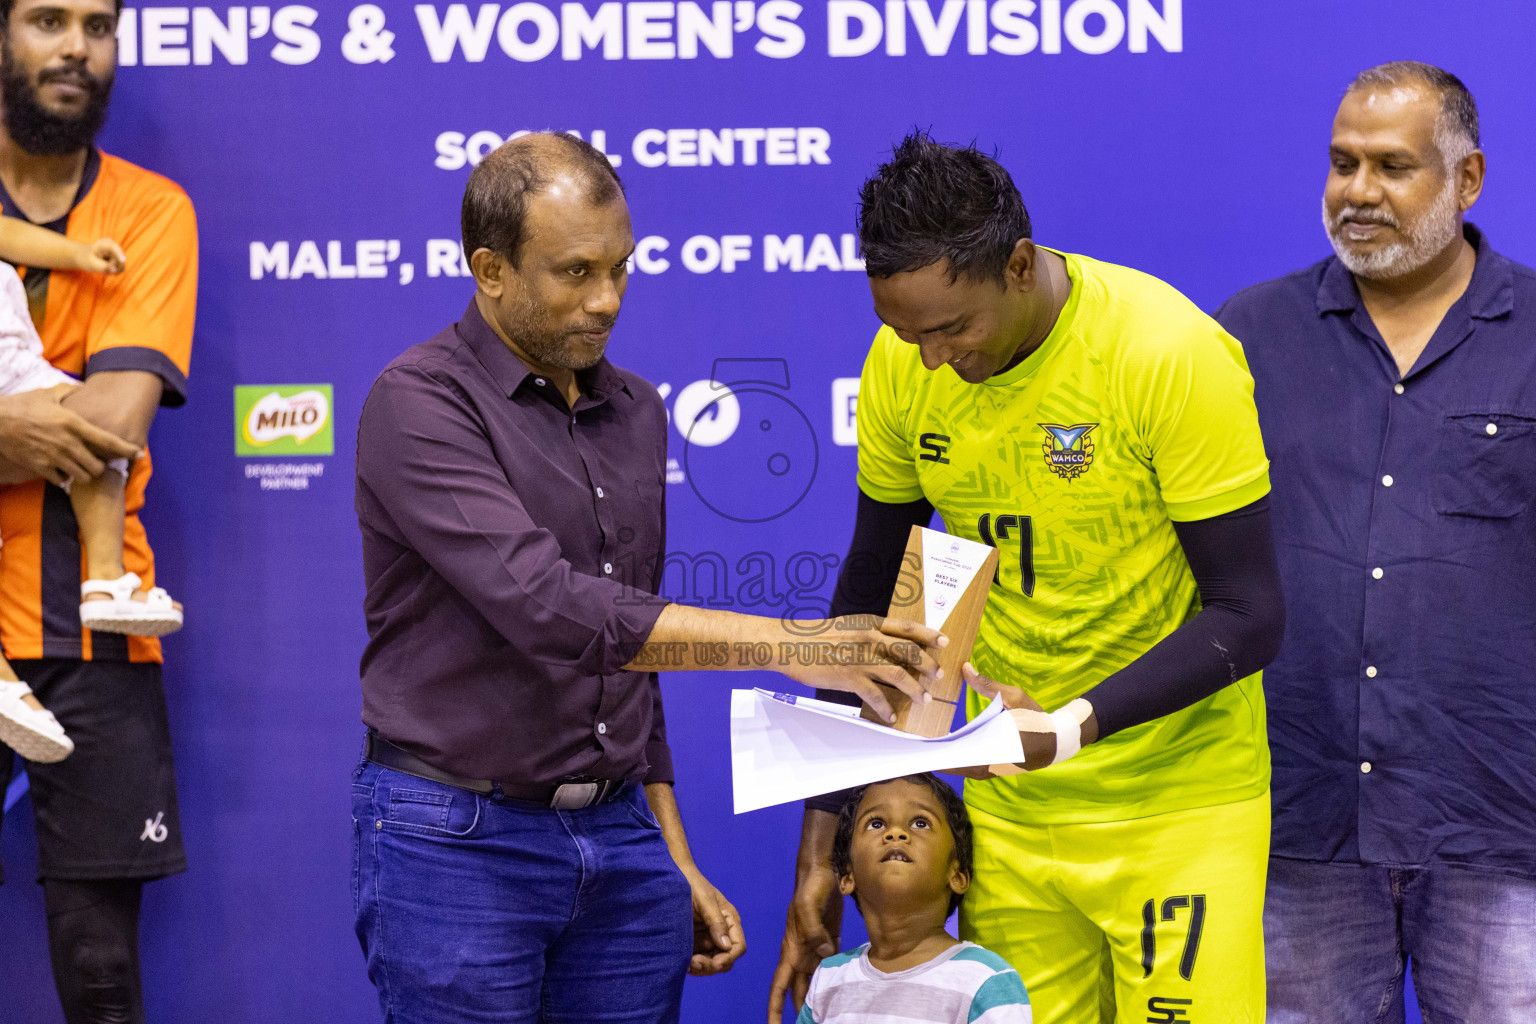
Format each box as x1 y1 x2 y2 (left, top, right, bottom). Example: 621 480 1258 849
1040 423 1097 480
1146 997 1193 1023
235 385 334 456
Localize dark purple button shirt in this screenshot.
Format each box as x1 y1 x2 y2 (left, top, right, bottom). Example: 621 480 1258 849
355 299 671 786
1217 225 1536 874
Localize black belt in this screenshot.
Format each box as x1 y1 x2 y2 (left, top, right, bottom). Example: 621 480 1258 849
364 733 624 810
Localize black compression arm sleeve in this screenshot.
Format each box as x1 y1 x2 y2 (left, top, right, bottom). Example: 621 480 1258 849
804 491 934 814
1080 497 1285 739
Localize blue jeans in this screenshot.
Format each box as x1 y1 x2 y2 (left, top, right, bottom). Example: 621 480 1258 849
351 761 693 1023
1267 856 1536 1024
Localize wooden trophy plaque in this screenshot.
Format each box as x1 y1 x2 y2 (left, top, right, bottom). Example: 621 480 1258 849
860 526 999 737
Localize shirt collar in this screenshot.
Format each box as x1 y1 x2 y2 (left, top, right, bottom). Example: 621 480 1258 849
0 147 101 228
1316 222 1515 321
454 297 631 404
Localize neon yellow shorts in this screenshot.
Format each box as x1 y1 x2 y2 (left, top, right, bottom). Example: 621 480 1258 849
960 790 1269 1024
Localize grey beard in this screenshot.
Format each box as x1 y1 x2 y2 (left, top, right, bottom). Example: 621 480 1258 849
1322 181 1461 281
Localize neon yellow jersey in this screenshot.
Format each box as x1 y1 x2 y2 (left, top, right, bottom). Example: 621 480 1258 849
856 249 1272 825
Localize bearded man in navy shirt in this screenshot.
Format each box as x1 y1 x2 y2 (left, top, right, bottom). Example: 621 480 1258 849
1217 62 1536 1024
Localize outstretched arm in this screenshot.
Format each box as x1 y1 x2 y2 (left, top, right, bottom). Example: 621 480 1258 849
359 369 946 712
964 497 1285 771
626 602 944 724
0 217 124 274
1082 497 1285 737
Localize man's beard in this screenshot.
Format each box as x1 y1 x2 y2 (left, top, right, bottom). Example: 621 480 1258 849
505 290 616 372
0 44 113 157
1322 176 1461 281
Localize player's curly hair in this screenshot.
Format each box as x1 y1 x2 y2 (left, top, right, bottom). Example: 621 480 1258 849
858 130 1032 286
832 773 974 917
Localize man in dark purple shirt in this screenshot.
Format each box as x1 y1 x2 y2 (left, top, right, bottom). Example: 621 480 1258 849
351 133 944 1022
1217 63 1536 1023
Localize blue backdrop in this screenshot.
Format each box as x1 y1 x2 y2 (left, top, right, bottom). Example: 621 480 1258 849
5 2 1533 1020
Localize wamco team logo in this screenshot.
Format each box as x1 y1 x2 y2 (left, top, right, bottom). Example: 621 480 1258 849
235 385 335 456
1040 423 1097 481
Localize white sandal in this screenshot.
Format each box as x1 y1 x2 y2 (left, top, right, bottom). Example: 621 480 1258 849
79 572 183 637
0 680 74 763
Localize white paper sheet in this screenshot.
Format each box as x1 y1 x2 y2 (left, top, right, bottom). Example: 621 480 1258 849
730 689 1025 813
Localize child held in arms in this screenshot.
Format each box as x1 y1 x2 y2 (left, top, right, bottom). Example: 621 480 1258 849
799 774 1032 1023
0 217 183 766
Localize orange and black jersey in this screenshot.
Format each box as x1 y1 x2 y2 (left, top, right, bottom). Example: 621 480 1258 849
0 149 198 664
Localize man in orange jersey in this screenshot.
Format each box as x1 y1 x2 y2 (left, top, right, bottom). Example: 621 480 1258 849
0 2 197 1021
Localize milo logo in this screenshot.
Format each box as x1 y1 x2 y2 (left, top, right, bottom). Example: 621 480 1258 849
235 385 334 456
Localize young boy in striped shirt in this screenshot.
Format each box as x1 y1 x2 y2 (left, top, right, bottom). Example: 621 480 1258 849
799 774 1032 1023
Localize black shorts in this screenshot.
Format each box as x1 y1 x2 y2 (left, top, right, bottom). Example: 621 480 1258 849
0 658 186 884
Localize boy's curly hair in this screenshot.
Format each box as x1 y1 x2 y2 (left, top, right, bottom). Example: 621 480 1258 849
831 773 973 916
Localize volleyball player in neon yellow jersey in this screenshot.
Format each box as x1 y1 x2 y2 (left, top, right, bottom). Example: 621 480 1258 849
768 133 1286 1024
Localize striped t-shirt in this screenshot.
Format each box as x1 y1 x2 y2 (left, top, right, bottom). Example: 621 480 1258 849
797 941 1031 1023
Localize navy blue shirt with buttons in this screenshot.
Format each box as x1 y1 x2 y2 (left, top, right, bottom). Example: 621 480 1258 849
1217 225 1536 875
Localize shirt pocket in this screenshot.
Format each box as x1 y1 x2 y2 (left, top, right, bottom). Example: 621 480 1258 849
634 470 665 514
630 471 666 562
1431 412 1536 518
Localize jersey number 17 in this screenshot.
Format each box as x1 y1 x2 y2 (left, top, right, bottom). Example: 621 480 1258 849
976 513 1035 596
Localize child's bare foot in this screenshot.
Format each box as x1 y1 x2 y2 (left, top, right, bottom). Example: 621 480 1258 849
79 572 183 637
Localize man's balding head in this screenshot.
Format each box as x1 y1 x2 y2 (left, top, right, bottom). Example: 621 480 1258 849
1344 61 1480 171
464 132 634 382
461 132 624 268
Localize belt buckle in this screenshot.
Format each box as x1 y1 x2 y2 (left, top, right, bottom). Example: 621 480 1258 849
550 781 601 810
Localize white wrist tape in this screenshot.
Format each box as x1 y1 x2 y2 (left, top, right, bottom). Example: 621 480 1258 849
1049 706 1083 765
